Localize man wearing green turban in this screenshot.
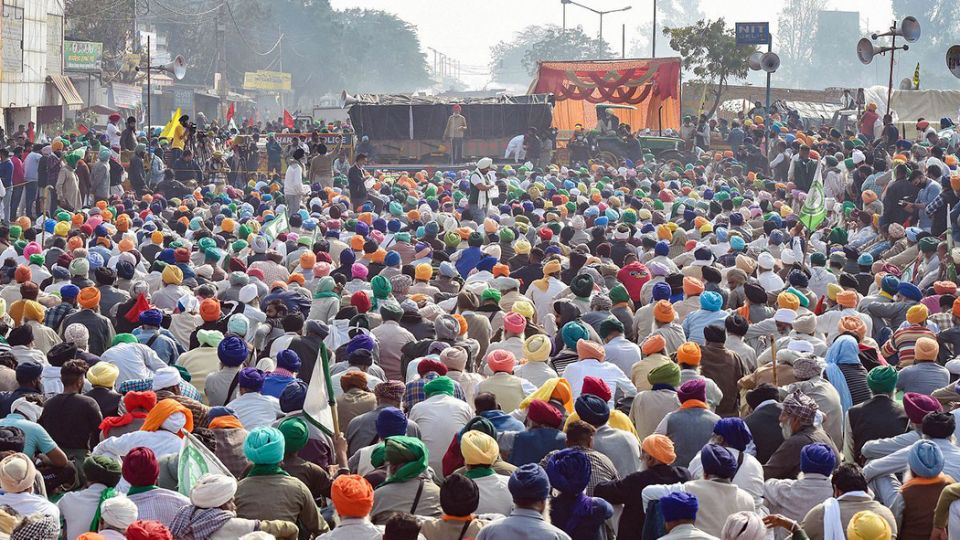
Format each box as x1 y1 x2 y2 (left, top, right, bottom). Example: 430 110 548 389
235 425 327 535
370 275 393 307
369 436 441 520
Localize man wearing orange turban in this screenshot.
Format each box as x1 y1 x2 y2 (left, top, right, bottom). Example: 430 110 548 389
92 398 193 460
330 474 376 527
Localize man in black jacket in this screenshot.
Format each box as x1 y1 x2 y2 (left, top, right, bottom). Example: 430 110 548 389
743 383 784 464
594 434 692 540
846 366 908 465
348 153 368 211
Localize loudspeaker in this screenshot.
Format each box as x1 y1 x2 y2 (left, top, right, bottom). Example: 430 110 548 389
159 56 186 80
857 38 884 65
748 51 764 71
899 16 921 43
761 52 780 73
339 90 360 109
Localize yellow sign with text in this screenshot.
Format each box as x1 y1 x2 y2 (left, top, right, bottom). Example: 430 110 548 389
242 70 292 91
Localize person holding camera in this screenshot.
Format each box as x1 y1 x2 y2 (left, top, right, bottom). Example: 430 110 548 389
171 115 190 161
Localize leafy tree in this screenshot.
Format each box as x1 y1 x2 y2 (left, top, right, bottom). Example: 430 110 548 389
776 0 826 87
65 0 136 78
663 18 755 116
490 25 613 85
892 0 960 88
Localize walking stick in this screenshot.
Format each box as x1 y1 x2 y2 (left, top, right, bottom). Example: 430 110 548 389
770 334 779 387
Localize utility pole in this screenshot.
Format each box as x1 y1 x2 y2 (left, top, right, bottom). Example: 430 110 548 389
131 0 139 53
652 0 657 57
217 2 227 121
622 24 625 58
277 25 284 112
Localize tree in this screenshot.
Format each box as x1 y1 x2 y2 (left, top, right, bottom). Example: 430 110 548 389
892 0 960 89
663 19 755 116
776 0 826 87
65 0 136 78
490 25 613 85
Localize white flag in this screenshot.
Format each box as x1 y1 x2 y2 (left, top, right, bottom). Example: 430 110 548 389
177 431 232 496
302 344 336 436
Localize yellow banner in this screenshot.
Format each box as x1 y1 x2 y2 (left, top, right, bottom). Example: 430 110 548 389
243 70 292 91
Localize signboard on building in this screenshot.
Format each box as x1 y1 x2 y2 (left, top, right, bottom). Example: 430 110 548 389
64 40 102 72
243 70 292 91
735 22 771 45
111 82 142 110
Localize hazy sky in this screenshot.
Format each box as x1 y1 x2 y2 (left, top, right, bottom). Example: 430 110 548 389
330 0 896 89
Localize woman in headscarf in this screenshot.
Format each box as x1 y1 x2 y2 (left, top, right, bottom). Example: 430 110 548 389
169 473 297 540
545 447 613 540
823 334 872 414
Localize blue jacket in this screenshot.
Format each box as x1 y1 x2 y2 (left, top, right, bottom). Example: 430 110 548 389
509 427 567 467
479 410 525 433
262 374 298 398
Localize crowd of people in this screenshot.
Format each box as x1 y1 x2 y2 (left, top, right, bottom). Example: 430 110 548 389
0 99 953 540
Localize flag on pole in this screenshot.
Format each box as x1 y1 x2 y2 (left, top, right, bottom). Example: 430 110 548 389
913 62 921 89
302 341 336 436
228 118 238 132
261 211 289 242
283 109 295 129
799 160 827 231
77 123 89 135
177 431 232 497
226 102 235 123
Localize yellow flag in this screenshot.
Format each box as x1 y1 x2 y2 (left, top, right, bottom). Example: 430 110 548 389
160 108 181 139
913 63 920 89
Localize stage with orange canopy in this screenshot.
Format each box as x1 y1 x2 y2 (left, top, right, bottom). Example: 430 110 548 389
528 57 682 134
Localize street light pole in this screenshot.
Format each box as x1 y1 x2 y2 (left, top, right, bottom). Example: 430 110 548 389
565 1 631 59
652 0 657 57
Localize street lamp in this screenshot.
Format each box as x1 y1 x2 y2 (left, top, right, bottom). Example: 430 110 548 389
562 0 632 58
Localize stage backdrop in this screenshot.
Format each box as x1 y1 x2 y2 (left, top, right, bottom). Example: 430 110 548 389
529 57 682 133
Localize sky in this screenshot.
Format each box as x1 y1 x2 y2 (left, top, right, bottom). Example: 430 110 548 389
330 0 895 89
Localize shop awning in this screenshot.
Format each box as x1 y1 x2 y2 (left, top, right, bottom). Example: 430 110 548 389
46 74 84 110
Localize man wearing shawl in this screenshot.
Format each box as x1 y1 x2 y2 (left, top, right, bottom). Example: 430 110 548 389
169 473 298 540
92 398 193 460
235 426 326 536
369 435 441 522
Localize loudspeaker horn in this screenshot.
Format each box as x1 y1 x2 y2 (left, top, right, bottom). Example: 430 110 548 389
899 77 914 90
899 16 921 43
164 56 186 81
857 38 883 65
339 90 361 109
748 51 764 71
761 52 780 73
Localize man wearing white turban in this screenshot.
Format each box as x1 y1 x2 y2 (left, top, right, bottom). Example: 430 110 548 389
100 495 138 539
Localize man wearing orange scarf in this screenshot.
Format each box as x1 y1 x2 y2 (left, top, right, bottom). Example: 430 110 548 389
655 379 721 468
92 399 193 461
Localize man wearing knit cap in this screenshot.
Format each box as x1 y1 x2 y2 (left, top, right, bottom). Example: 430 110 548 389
843 366 908 465
235 426 326 536
475 463 569 540
800 463 897 540
765 389 839 480
676 342 723 411
57 454 122 540
345 381 421 458
642 444 754 537
409 375 473 474
764 443 836 532
631 361 682 440
226 368 283 429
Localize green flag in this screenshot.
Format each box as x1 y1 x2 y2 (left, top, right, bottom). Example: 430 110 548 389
799 161 826 231
262 210 289 242
177 431 232 497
